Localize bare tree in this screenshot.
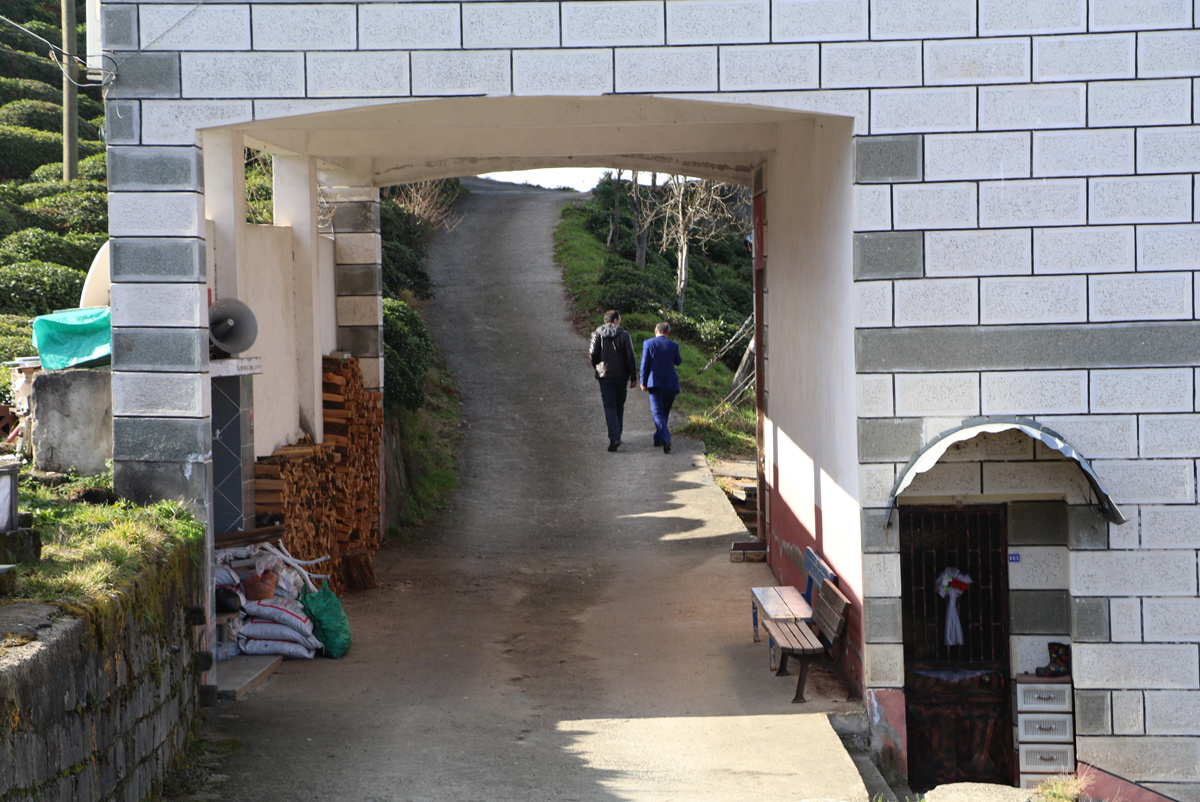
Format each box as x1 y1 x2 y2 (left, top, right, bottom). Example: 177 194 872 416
628 170 652 269
649 175 747 313
606 169 622 247
385 179 462 232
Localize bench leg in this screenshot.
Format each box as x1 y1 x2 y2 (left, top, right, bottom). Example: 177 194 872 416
752 600 760 643
791 658 812 703
775 651 789 677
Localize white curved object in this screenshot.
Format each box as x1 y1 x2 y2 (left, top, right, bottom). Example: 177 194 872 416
79 240 111 308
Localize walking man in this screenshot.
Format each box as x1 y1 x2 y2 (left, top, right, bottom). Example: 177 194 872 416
640 322 682 453
589 310 638 452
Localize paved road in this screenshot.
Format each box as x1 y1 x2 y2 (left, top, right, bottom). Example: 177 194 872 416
199 178 867 801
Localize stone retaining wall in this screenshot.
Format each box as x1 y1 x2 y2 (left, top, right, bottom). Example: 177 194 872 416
0 545 202 801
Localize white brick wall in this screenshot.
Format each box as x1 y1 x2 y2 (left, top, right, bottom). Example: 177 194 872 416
862 552 901 596
252 5 356 50
773 0 867 42
513 50 614 95
1032 34 1135 82
1141 505 1200 548
1008 546 1068 589
857 374 894 417
1138 30 1200 78
1144 599 1200 640
1034 226 1134 274
1137 127 1200 174
720 45 818 92
822 42 921 89
140 5 250 51
893 182 977 229
1073 552 1199 597
562 1 664 47
112 372 210 418
978 0 1085 36
1092 459 1197 504
979 83 1086 130
1090 176 1193 225
982 371 1088 414
1036 415 1138 459
894 373 980 417
854 185 891 231
1110 597 1143 641
894 278 977 326
980 276 1087 324
181 53 305 99
924 133 1030 181
979 179 1086 228
1141 415 1200 458
462 3 559 49
1089 79 1193 127
926 229 1031 276
1091 369 1193 413
615 47 718 92
1090 273 1193 322
1139 225 1200 270
359 4 461 50
871 87 976 133
1089 0 1193 32
108 193 205 237
306 53 411 98
110 284 206 328
854 281 892 327
141 100 254 145
1146 692 1200 735
411 51 511 96
924 39 1031 86
869 0 975 39
666 0 769 44
1032 130 1135 177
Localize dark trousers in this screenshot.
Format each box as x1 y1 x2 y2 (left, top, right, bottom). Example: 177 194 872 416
648 388 677 446
598 376 628 444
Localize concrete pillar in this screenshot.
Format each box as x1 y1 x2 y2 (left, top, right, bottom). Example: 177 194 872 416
326 187 384 392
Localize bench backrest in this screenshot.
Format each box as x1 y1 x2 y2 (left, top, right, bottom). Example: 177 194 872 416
811 579 851 648
802 547 837 604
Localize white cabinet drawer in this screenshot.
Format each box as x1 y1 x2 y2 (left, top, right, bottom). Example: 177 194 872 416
1019 743 1075 774
1021 774 1057 790
1017 683 1072 712
1018 713 1074 743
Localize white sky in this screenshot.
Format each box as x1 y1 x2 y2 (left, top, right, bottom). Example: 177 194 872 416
477 167 609 192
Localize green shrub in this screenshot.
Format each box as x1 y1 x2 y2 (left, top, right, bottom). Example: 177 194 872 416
0 99 100 139
0 261 85 316
383 298 433 413
30 151 106 182
380 200 433 300
0 77 60 106
0 45 62 85
78 94 103 119
2 1 65 27
0 19 59 54
0 227 104 270
0 316 35 405
16 179 105 202
23 189 107 233
594 257 675 315
0 124 62 180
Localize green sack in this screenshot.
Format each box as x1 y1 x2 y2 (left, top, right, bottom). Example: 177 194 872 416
300 581 352 659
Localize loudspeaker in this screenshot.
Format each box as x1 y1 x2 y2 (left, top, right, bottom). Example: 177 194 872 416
209 298 258 354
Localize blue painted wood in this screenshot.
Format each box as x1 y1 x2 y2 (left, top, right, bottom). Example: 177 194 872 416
802 547 836 604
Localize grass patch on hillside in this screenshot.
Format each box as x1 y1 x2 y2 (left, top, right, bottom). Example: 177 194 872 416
554 201 756 460
392 353 464 539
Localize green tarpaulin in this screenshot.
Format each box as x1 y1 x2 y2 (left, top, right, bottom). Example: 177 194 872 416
31 308 111 371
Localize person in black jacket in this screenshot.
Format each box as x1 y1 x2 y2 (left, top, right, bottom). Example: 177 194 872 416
589 310 639 452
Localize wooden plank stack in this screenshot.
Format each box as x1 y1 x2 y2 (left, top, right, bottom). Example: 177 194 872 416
252 355 384 592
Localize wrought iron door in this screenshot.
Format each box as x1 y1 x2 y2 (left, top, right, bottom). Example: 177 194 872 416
899 506 1012 791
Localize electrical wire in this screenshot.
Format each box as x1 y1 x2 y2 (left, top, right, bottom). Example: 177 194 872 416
0 13 116 88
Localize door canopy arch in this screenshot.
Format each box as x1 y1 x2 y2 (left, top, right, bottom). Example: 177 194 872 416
887 415 1127 525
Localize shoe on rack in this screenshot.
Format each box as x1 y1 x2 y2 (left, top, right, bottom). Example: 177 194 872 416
608 441 620 452
663 441 671 454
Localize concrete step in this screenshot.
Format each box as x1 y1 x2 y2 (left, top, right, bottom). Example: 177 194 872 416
216 654 281 701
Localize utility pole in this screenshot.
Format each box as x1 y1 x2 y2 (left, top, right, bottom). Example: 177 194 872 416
61 0 78 180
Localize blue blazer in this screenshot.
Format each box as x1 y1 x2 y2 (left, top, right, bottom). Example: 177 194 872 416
640 335 682 393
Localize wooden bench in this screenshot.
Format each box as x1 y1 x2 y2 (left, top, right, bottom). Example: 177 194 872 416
751 546 837 670
762 579 851 703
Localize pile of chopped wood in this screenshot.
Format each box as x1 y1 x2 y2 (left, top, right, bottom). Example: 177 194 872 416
253 356 383 590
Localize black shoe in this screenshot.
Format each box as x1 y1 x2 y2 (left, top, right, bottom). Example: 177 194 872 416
608 441 620 452
663 441 671 454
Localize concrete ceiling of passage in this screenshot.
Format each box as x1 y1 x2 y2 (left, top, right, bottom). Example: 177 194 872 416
228 95 834 187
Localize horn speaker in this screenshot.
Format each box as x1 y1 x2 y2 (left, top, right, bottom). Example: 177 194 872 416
209 298 258 354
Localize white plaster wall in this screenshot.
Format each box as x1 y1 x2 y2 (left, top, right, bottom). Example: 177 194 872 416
238 224 302 456
317 234 338 356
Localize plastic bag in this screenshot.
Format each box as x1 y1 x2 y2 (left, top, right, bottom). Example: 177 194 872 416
274 567 304 600
301 581 352 659
242 570 279 600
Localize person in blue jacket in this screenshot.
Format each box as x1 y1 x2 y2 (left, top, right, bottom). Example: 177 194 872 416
640 321 682 453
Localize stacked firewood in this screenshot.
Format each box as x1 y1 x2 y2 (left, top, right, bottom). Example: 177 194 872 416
254 443 341 591
252 356 384 591
321 355 383 589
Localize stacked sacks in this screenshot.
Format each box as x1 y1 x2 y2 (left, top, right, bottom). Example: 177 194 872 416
214 548 325 660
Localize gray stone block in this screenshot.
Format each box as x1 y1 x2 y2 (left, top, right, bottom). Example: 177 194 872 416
30 370 112 476
335 264 382 296
864 597 903 643
858 417 923 462
856 135 923 183
112 417 209 463
330 202 381 234
110 238 205 283
857 321 1200 372
1073 596 1111 642
1010 589 1070 634
112 328 207 372
102 6 139 50
1068 505 1109 549
337 325 383 358
107 52 181 100
104 101 140 145
862 508 900 553
1076 690 1112 735
113 459 209 513
107 146 203 192
1008 501 1068 545
853 231 924 280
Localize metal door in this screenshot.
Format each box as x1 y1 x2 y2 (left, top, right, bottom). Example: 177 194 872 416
899 506 1012 791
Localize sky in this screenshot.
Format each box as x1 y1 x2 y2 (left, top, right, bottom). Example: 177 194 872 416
477 167 610 192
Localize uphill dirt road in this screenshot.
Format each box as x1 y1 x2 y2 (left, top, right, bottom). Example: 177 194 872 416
197 178 867 802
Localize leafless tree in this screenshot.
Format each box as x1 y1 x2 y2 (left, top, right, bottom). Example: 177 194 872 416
628 170 653 269
384 179 462 232
649 175 748 313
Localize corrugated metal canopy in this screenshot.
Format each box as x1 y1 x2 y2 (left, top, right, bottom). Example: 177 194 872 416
887 415 1127 525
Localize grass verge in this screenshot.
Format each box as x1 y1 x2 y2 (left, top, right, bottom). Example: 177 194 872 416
554 203 756 461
